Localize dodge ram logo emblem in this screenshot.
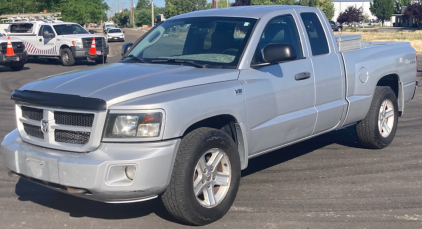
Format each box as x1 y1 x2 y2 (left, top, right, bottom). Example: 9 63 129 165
41 120 49 134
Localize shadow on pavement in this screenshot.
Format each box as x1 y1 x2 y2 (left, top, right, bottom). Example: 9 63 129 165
14 126 361 223
0 66 30 72
15 178 180 223
242 126 362 177
27 58 100 66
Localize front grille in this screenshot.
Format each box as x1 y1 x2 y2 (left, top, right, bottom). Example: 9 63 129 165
55 130 90 144
23 123 44 139
1 42 25 53
82 37 105 49
22 106 43 121
54 111 94 127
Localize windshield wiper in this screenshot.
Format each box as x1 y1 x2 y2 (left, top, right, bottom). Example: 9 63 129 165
123 54 146 63
151 59 206 68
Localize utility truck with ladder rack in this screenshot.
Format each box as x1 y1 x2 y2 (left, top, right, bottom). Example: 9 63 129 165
2 20 109 66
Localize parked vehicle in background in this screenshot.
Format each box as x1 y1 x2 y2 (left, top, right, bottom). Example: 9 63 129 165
2 6 417 226
106 28 125 42
0 34 28 71
3 21 109 66
330 20 343 31
103 22 114 33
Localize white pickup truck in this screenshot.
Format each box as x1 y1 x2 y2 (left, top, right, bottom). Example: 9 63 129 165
1 6 418 226
0 34 28 71
2 21 109 66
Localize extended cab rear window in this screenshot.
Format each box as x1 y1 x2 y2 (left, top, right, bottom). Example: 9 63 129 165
10 23 33 33
300 13 329 56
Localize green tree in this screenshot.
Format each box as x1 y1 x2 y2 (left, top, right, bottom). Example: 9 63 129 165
297 0 335 20
164 0 208 18
370 0 394 26
136 0 149 9
114 9 130 26
0 0 109 24
217 0 229 8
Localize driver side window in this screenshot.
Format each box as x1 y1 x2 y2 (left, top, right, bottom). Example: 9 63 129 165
253 15 303 64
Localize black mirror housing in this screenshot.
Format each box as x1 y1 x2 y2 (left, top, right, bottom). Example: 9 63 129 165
262 44 297 63
121 42 133 56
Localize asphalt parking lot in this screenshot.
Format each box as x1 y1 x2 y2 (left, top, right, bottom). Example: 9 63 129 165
0 30 421 229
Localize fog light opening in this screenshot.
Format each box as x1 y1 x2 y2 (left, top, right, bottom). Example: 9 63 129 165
125 165 136 180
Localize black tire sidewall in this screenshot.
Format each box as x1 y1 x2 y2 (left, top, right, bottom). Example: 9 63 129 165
61 48 75 66
169 128 241 225
371 88 399 147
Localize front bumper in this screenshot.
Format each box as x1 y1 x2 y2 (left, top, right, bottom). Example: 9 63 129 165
70 46 109 59
0 50 28 66
2 129 180 203
107 37 124 42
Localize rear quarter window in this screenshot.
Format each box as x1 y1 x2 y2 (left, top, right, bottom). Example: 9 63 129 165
300 13 329 56
10 23 34 33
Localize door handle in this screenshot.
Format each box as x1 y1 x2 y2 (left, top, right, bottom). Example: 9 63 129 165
295 72 311 81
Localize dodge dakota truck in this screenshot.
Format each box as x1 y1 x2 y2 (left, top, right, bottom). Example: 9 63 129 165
1 6 418 225
0 34 28 71
2 21 108 66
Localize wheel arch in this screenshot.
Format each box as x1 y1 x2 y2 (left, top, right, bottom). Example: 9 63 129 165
376 73 403 116
182 114 249 170
59 45 71 55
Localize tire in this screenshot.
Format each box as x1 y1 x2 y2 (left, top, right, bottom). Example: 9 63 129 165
356 86 399 149
9 64 24 71
161 127 241 225
338 27 342 32
95 56 107 64
60 48 75 66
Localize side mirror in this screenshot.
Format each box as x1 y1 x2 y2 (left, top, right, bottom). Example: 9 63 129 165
121 42 133 56
262 44 297 63
89 30 95 34
43 31 54 39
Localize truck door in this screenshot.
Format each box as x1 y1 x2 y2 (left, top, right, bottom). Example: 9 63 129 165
240 14 317 155
36 25 58 56
295 9 346 134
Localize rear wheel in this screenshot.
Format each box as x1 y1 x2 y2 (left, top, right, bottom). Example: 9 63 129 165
9 64 24 71
161 127 240 225
356 86 399 149
60 48 75 66
337 27 342 32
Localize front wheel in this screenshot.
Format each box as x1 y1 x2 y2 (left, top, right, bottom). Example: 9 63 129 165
161 127 240 225
356 86 399 149
61 48 75 66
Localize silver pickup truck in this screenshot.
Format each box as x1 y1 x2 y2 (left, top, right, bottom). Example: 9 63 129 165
1 6 418 225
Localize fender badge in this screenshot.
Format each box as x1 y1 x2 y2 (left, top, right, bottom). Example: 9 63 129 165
235 89 243 95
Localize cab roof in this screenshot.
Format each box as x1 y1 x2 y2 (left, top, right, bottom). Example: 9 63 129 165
172 5 308 19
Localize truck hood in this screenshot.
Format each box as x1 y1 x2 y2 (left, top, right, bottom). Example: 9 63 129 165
59 34 105 39
19 63 240 106
0 36 23 42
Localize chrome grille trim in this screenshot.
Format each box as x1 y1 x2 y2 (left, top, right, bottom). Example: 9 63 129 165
16 104 107 152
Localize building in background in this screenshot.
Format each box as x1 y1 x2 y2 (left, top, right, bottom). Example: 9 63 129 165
332 0 377 22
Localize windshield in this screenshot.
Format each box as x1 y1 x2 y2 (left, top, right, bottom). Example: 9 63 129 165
108 29 122 33
106 24 114 28
126 16 257 68
53 24 89 35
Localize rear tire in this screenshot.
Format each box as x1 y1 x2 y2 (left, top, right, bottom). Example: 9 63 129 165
60 48 75 66
338 27 342 32
9 64 24 71
161 127 240 225
356 86 399 149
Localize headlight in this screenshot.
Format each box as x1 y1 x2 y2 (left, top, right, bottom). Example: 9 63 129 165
104 112 163 138
72 39 83 48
